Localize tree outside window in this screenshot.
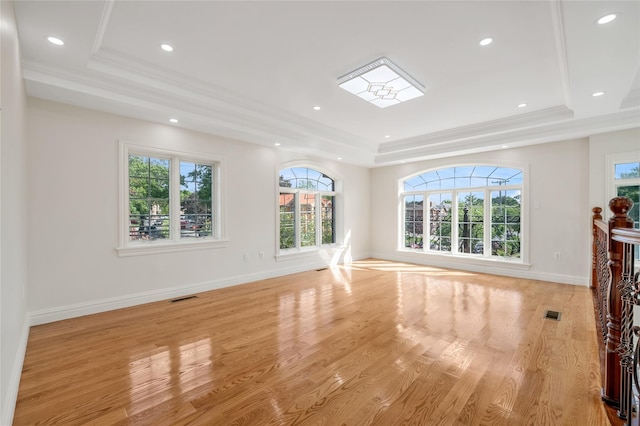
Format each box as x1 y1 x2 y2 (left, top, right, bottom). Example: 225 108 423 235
278 167 337 252
401 166 523 260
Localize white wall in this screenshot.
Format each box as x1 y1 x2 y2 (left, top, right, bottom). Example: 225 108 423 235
589 128 640 216
0 1 30 424
370 138 591 285
26 98 370 323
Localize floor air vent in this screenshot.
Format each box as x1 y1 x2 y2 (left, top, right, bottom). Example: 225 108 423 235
544 310 561 321
170 295 198 303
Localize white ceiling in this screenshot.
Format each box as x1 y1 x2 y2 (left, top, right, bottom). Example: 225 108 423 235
13 0 640 167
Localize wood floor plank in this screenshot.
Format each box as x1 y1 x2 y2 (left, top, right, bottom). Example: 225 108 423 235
14 259 612 425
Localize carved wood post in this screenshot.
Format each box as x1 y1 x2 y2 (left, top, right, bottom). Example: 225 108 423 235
592 207 602 290
603 197 634 408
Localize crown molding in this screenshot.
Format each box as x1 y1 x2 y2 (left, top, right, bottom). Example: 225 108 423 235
621 88 640 110
378 105 574 154
549 0 572 111
90 0 115 56
374 108 640 164
23 58 375 160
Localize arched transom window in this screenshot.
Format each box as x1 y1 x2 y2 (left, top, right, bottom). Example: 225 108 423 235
278 167 336 251
402 165 523 260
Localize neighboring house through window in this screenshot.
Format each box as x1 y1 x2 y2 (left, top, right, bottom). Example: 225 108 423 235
278 166 337 255
401 165 524 261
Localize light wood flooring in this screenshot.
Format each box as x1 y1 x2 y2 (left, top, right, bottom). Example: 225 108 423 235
14 259 611 425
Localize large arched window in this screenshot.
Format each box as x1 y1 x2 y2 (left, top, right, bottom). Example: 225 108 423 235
278 166 336 252
401 165 523 260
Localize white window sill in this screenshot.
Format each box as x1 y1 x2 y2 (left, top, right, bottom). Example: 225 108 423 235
397 248 531 270
117 238 229 257
276 244 343 262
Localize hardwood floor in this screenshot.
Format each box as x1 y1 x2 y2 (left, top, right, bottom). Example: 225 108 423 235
14 259 611 425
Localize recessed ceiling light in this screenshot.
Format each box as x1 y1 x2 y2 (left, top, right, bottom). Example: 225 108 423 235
337 57 424 108
161 43 174 52
313 106 321 111
501 145 509 149
169 118 178 123
518 103 527 108
592 91 605 97
384 135 391 138
274 143 281 146
479 37 493 46
47 36 64 46
597 14 617 25
337 157 343 160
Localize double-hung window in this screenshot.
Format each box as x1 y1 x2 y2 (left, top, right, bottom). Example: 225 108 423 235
401 165 524 261
278 166 337 254
118 142 226 256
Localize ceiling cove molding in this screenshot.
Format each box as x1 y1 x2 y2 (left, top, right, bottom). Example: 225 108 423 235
549 0 573 111
23 63 377 165
374 108 640 164
25 54 371 154
90 0 115 56
86 49 371 151
621 89 640 110
378 105 574 154
26 76 377 167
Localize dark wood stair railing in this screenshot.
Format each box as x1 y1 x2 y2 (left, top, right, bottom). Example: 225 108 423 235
613 226 640 425
592 196 636 421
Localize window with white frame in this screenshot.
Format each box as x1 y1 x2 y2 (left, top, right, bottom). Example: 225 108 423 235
118 142 225 255
278 167 336 252
401 165 523 260
613 160 640 227
610 156 639 261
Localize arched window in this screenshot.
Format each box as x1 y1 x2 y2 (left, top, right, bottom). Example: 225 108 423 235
401 165 523 260
278 166 336 252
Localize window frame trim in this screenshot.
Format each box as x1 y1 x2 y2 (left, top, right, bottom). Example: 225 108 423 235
607 151 640 219
275 162 342 259
117 140 228 257
398 163 529 265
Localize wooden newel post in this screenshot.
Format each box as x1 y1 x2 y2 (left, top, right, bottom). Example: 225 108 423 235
602 197 634 408
592 207 603 290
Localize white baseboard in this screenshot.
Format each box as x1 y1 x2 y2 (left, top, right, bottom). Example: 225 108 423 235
370 251 589 286
29 261 332 326
30 251 588 326
2 318 29 426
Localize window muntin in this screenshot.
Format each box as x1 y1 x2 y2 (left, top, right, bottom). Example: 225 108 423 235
278 167 336 252
279 167 334 191
180 161 213 238
129 156 171 240
491 189 521 258
300 193 317 247
402 165 523 261
279 193 296 249
457 191 484 254
404 194 424 249
403 166 522 192
427 193 451 252
321 195 335 245
119 142 224 255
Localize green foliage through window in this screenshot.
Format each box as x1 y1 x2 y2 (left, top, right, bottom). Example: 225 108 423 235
129 155 170 240
278 167 336 251
128 154 215 242
402 165 522 260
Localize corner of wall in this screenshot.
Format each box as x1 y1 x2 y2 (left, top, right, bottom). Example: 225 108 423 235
1 319 29 426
